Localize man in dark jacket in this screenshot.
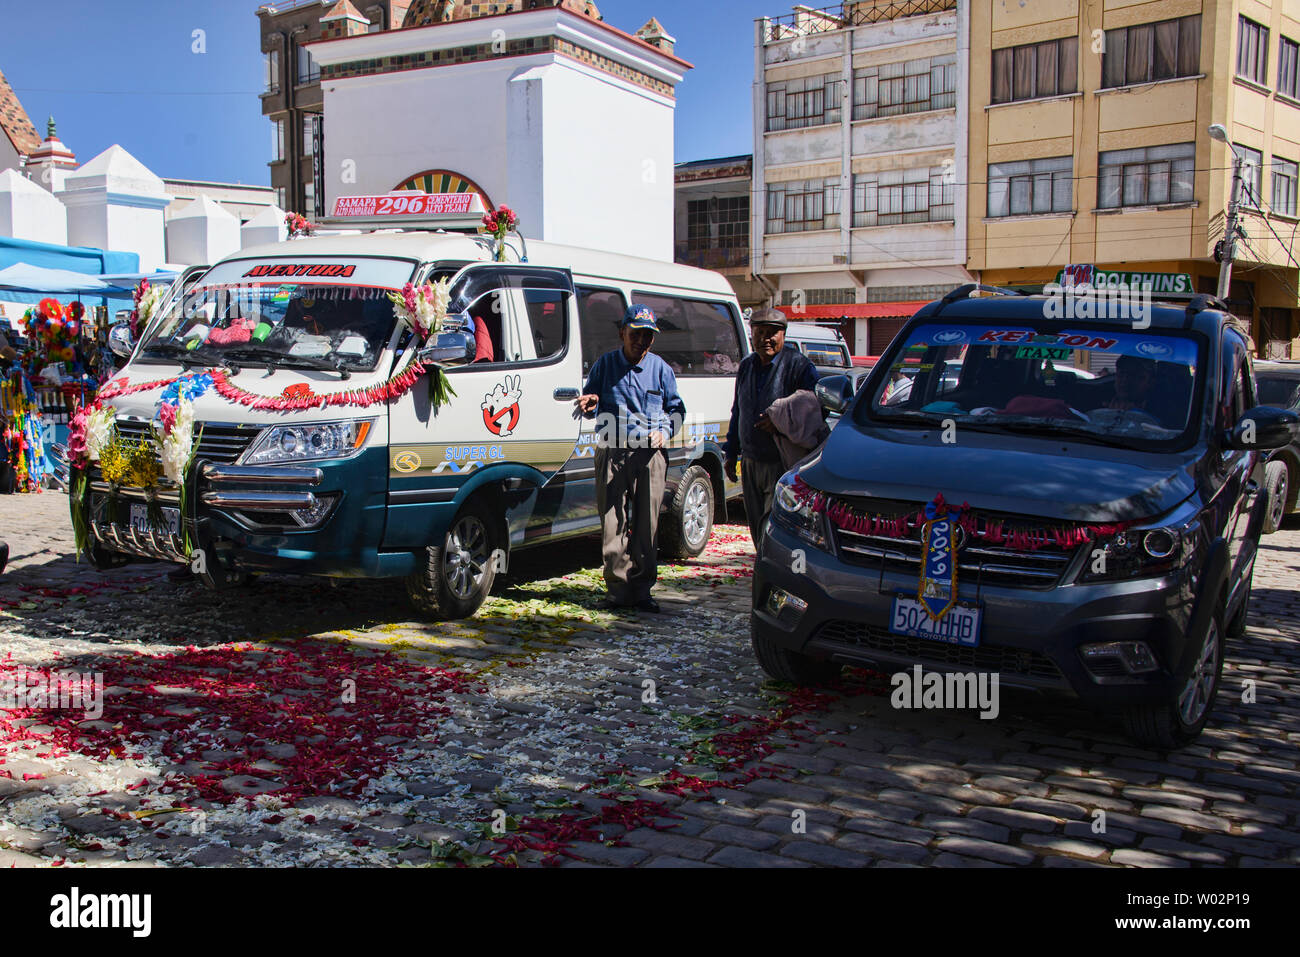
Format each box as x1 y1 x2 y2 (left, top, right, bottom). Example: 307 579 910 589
724 308 819 545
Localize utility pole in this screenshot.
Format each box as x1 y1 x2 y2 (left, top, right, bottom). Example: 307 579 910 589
1210 124 1244 302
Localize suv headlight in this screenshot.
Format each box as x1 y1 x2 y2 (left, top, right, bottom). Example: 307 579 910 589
770 473 829 550
1078 518 1201 583
242 419 374 465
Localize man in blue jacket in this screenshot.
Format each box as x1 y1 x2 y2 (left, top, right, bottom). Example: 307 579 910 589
724 308 819 546
576 305 686 612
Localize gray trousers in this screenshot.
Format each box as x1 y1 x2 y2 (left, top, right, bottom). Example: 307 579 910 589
595 447 667 604
741 456 787 547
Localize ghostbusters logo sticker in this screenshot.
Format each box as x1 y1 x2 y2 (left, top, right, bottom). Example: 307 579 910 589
482 375 523 437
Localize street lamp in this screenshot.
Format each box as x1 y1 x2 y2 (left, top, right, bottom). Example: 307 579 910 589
1209 124 1245 302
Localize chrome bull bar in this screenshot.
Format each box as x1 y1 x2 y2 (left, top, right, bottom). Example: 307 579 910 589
199 462 321 512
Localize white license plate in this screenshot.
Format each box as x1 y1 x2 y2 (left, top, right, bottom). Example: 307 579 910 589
889 593 982 647
129 504 180 538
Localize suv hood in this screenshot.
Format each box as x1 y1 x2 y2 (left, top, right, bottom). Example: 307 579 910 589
801 422 1200 523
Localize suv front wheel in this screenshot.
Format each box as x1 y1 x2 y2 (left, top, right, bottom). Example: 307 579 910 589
1123 612 1224 749
752 629 842 685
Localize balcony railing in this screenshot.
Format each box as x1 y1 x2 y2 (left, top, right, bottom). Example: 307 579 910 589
765 1 958 41
674 244 751 270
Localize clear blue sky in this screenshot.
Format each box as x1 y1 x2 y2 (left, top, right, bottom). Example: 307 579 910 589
0 0 779 185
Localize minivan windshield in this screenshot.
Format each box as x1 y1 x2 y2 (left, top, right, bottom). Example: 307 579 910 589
140 257 416 372
860 320 1204 450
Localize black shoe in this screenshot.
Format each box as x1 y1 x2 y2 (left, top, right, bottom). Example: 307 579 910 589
594 597 628 611
0 542 8 576
633 598 660 613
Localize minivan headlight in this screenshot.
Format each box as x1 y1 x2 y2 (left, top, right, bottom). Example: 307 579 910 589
242 419 374 465
1078 518 1200 583
770 473 829 550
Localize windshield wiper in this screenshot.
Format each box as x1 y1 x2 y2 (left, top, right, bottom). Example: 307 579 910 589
223 346 351 379
959 419 1140 449
143 340 233 372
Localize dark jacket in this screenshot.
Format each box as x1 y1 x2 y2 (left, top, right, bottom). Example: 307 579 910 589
724 347 819 464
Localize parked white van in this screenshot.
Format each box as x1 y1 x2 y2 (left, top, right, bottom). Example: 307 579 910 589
76 220 747 619
783 321 851 370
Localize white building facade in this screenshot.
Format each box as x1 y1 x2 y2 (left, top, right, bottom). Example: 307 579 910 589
754 1 971 354
308 6 690 261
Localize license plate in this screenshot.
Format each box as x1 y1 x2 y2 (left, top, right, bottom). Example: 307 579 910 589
128 504 180 538
889 593 982 647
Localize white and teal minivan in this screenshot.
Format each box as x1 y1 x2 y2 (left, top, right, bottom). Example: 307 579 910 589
77 228 747 618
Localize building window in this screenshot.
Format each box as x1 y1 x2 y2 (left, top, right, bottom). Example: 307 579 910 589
276 187 286 210
766 179 840 232
304 179 317 218
987 156 1072 217
1238 17 1269 86
302 114 319 157
852 54 956 120
265 50 280 93
1280 37 1299 99
1101 15 1200 89
1236 145 1263 208
271 119 284 162
781 289 857 306
716 196 749 249
991 37 1077 104
686 199 710 252
866 283 961 303
766 73 843 131
852 167 954 227
1273 157 1298 217
297 45 320 85
1097 142 1195 209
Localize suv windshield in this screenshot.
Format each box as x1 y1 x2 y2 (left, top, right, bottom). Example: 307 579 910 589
140 257 416 372
861 320 1204 450
1256 372 1300 409
804 342 849 367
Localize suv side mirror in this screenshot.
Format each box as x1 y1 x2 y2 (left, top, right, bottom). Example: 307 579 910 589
417 328 475 367
815 374 853 415
1225 405 1300 450
108 322 134 359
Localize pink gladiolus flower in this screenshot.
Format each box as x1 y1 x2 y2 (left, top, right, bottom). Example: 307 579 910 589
159 402 177 437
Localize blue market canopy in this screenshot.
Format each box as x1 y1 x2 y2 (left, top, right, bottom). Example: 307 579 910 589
0 263 132 295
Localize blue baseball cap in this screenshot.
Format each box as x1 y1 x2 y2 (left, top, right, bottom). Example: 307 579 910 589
622 305 659 332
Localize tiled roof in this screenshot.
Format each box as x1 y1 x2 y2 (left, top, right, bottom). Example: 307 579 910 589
0 69 41 157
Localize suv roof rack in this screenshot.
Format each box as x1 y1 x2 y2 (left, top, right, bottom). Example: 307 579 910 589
1183 293 1230 328
931 282 1025 316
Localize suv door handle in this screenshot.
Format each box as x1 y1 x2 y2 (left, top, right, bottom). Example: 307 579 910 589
553 388 579 401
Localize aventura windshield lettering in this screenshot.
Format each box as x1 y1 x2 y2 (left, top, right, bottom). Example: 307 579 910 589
242 264 357 278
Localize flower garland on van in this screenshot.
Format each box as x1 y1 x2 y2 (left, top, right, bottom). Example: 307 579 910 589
788 478 1132 552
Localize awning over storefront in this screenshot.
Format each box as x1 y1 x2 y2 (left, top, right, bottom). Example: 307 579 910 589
775 301 930 320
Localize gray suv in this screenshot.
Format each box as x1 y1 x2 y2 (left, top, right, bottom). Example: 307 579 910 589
750 287 1299 748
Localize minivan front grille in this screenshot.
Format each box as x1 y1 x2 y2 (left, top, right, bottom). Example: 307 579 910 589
814 619 1065 683
112 419 260 465
829 496 1077 589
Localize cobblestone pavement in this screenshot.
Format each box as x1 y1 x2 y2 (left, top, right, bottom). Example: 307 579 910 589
0 490 1297 868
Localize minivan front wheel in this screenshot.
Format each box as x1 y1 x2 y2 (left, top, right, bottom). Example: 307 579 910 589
1123 613 1224 750
406 503 498 620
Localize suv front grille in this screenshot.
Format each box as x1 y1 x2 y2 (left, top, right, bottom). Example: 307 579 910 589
814 619 1065 682
829 496 1077 589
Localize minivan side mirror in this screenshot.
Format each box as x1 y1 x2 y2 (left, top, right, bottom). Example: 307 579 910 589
108 322 134 359
417 329 475 367
1224 405 1300 450
815 374 854 415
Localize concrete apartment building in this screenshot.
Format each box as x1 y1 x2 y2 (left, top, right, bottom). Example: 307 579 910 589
754 1 972 355
257 0 411 218
674 155 767 308
967 0 1300 358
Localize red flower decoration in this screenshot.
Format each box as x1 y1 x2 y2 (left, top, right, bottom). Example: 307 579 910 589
281 383 317 401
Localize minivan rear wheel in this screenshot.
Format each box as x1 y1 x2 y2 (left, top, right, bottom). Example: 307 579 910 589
1123 612 1224 750
752 629 842 685
406 502 498 620
661 464 713 559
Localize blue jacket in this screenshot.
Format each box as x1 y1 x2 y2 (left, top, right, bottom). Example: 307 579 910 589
582 348 686 447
